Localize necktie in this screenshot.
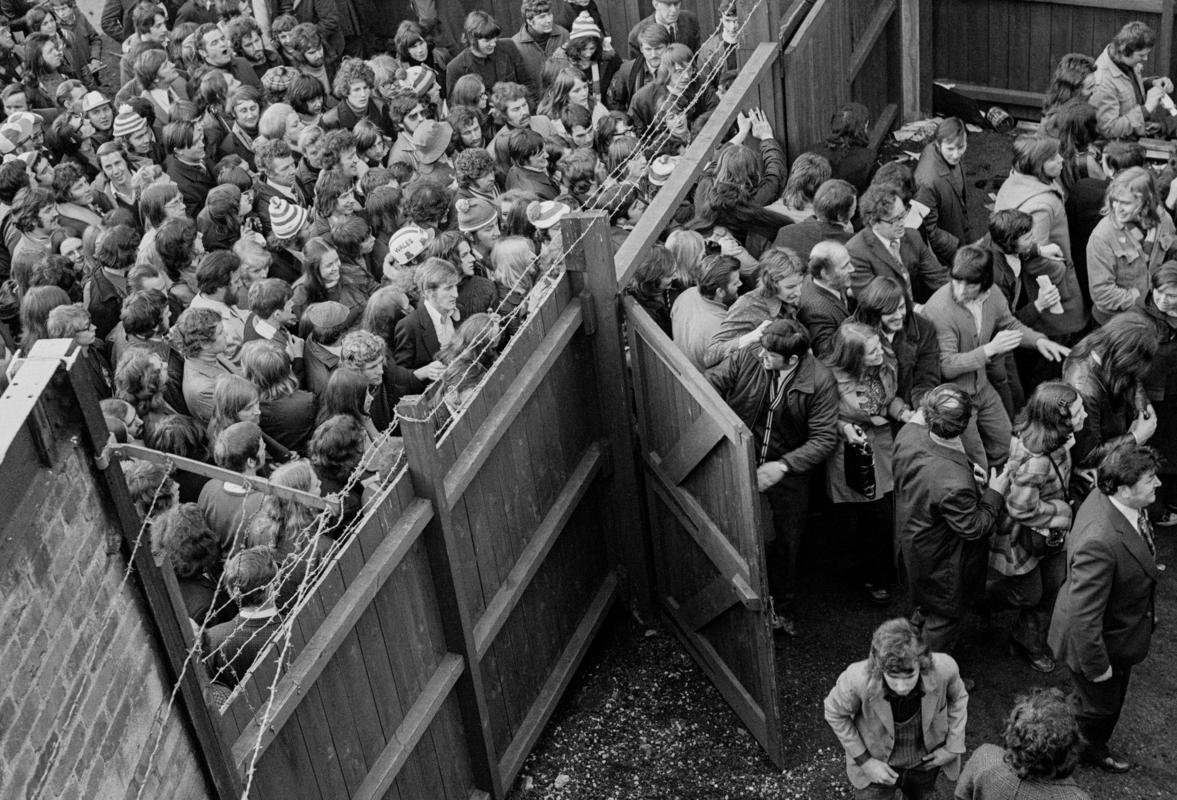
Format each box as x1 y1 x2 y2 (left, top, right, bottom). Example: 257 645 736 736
1137 510 1157 557
667 22 677 41
889 238 903 268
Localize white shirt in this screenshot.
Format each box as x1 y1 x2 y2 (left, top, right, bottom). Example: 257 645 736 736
1108 495 1142 535
423 299 458 348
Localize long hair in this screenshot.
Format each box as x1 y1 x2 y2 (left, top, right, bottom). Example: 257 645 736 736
438 312 498 366
134 48 168 93
1067 312 1158 401
19 286 71 352
865 618 932 686
1013 381 1080 455
1042 53 1096 112
853 276 908 330
115 348 169 419
316 367 370 427
825 321 882 381
206 374 259 447
301 237 337 303
537 66 584 119
702 144 760 215
247 459 320 551
361 286 410 351
824 102 870 151
1102 166 1162 230
664 229 705 288
1002 688 1081 780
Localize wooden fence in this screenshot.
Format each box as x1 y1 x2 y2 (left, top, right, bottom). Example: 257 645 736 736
781 0 921 160
931 0 1177 118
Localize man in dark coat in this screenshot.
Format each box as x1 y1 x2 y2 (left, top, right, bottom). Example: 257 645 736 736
162 119 215 220
772 178 855 262
796 240 854 359
847 183 948 306
708 318 838 636
445 12 539 108
1048 444 1161 774
203 547 281 688
393 258 456 381
892 383 1009 655
626 0 700 59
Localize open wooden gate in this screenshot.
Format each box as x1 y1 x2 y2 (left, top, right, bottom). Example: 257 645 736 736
624 300 785 768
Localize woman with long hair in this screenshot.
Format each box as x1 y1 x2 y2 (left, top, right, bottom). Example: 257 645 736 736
240 340 316 453
1040 52 1098 136
989 382 1086 673
155 217 203 292
823 321 901 604
1052 101 1104 193
1063 312 1158 470
1087 166 1177 324
22 32 71 108
538 65 604 132
664 229 705 293
489 235 537 319
115 347 177 428
853 276 941 422
804 102 875 193
690 108 789 258
626 244 675 335
316 367 376 437
291 236 366 319
18 285 71 353
395 20 447 99
205 374 261 451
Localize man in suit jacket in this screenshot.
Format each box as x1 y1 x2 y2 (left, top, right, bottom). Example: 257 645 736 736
1048 444 1161 773
626 0 700 59
797 240 854 359
393 258 458 380
892 384 1010 654
848 183 948 307
920 245 1069 468
824 618 968 798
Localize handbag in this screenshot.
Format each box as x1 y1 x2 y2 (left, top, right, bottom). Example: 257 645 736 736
843 437 876 499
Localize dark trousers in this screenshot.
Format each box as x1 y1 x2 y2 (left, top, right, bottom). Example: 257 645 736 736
1072 663 1133 754
854 766 939 800
766 473 809 609
836 493 897 587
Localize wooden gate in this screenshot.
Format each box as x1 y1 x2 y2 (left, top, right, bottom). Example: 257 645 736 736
624 302 785 768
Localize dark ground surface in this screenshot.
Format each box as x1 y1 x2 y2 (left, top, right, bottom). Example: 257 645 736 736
508 132 1177 799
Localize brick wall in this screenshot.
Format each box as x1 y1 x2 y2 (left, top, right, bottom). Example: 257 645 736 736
0 396 213 800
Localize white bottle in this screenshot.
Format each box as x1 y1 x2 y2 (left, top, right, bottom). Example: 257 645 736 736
1036 274 1064 314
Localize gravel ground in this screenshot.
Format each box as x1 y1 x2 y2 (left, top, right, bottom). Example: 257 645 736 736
509 131 1177 800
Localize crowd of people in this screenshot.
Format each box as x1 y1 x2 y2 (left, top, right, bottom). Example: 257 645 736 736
0 0 1169 794
644 18 1171 798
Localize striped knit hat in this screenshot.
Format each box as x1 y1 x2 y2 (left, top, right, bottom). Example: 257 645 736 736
526 200 571 230
568 11 601 41
455 197 498 233
112 105 147 139
268 197 308 240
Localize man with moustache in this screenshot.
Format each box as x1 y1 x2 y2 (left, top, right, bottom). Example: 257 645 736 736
672 253 742 371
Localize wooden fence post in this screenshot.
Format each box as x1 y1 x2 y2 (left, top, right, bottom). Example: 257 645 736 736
396 394 502 798
67 360 243 800
561 211 653 618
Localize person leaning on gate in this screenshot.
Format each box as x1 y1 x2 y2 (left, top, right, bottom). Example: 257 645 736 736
1047 443 1162 775
706 317 838 636
824 617 969 800
893 384 1012 659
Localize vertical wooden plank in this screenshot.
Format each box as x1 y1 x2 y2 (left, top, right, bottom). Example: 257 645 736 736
563 211 651 615
986 0 1009 90
1049 3 1074 88
398 394 501 799
249 715 325 799
1006 0 1032 92
899 0 921 121
964 0 989 85
1159 0 1175 80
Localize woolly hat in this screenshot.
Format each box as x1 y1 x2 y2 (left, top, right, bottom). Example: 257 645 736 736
0 132 12 156
0 120 29 149
302 300 350 332
340 329 385 368
526 200 571 230
8 111 41 131
385 224 429 269
261 65 299 95
410 119 452 165
112 105 148 139
401 65 436 96
268 197 308 240
455 196 498 233
81 90 109 113
568 11 602 41
647 154 678 187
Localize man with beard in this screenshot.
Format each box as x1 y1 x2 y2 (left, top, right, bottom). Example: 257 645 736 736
188 250 247 361
445 11 539 107
672 252 741 372
193 22 262 89
797 240 855 359
707 317 839 635
703 247 805 369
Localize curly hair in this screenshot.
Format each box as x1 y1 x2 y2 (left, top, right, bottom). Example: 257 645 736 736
124 458 178 518
10 187 55 234
50 162 87 204
309 414 366 483
151 502 220 578
332 57 375 99
115 347 169 419
168 307 222 358
1002 688 1081 780
865 618 933 685
454 147 495 189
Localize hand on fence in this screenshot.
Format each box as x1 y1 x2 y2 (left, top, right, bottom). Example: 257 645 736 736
414 360 446 382
749 107 774 141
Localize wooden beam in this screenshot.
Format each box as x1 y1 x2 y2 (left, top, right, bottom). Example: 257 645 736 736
936 82 1045 114
613 42 780 288
472 442 604 661
443 298 584 510
105 441 342 514
899 0 920 121
1021 0 1161 11
622 296 745 443
661 595 769 748
351 653 465 800
642 452 753 587
496 572 618 789
846 0 896 83
676 574 743 632
868 103 899 155
658 413 726 486
230 499 433 769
